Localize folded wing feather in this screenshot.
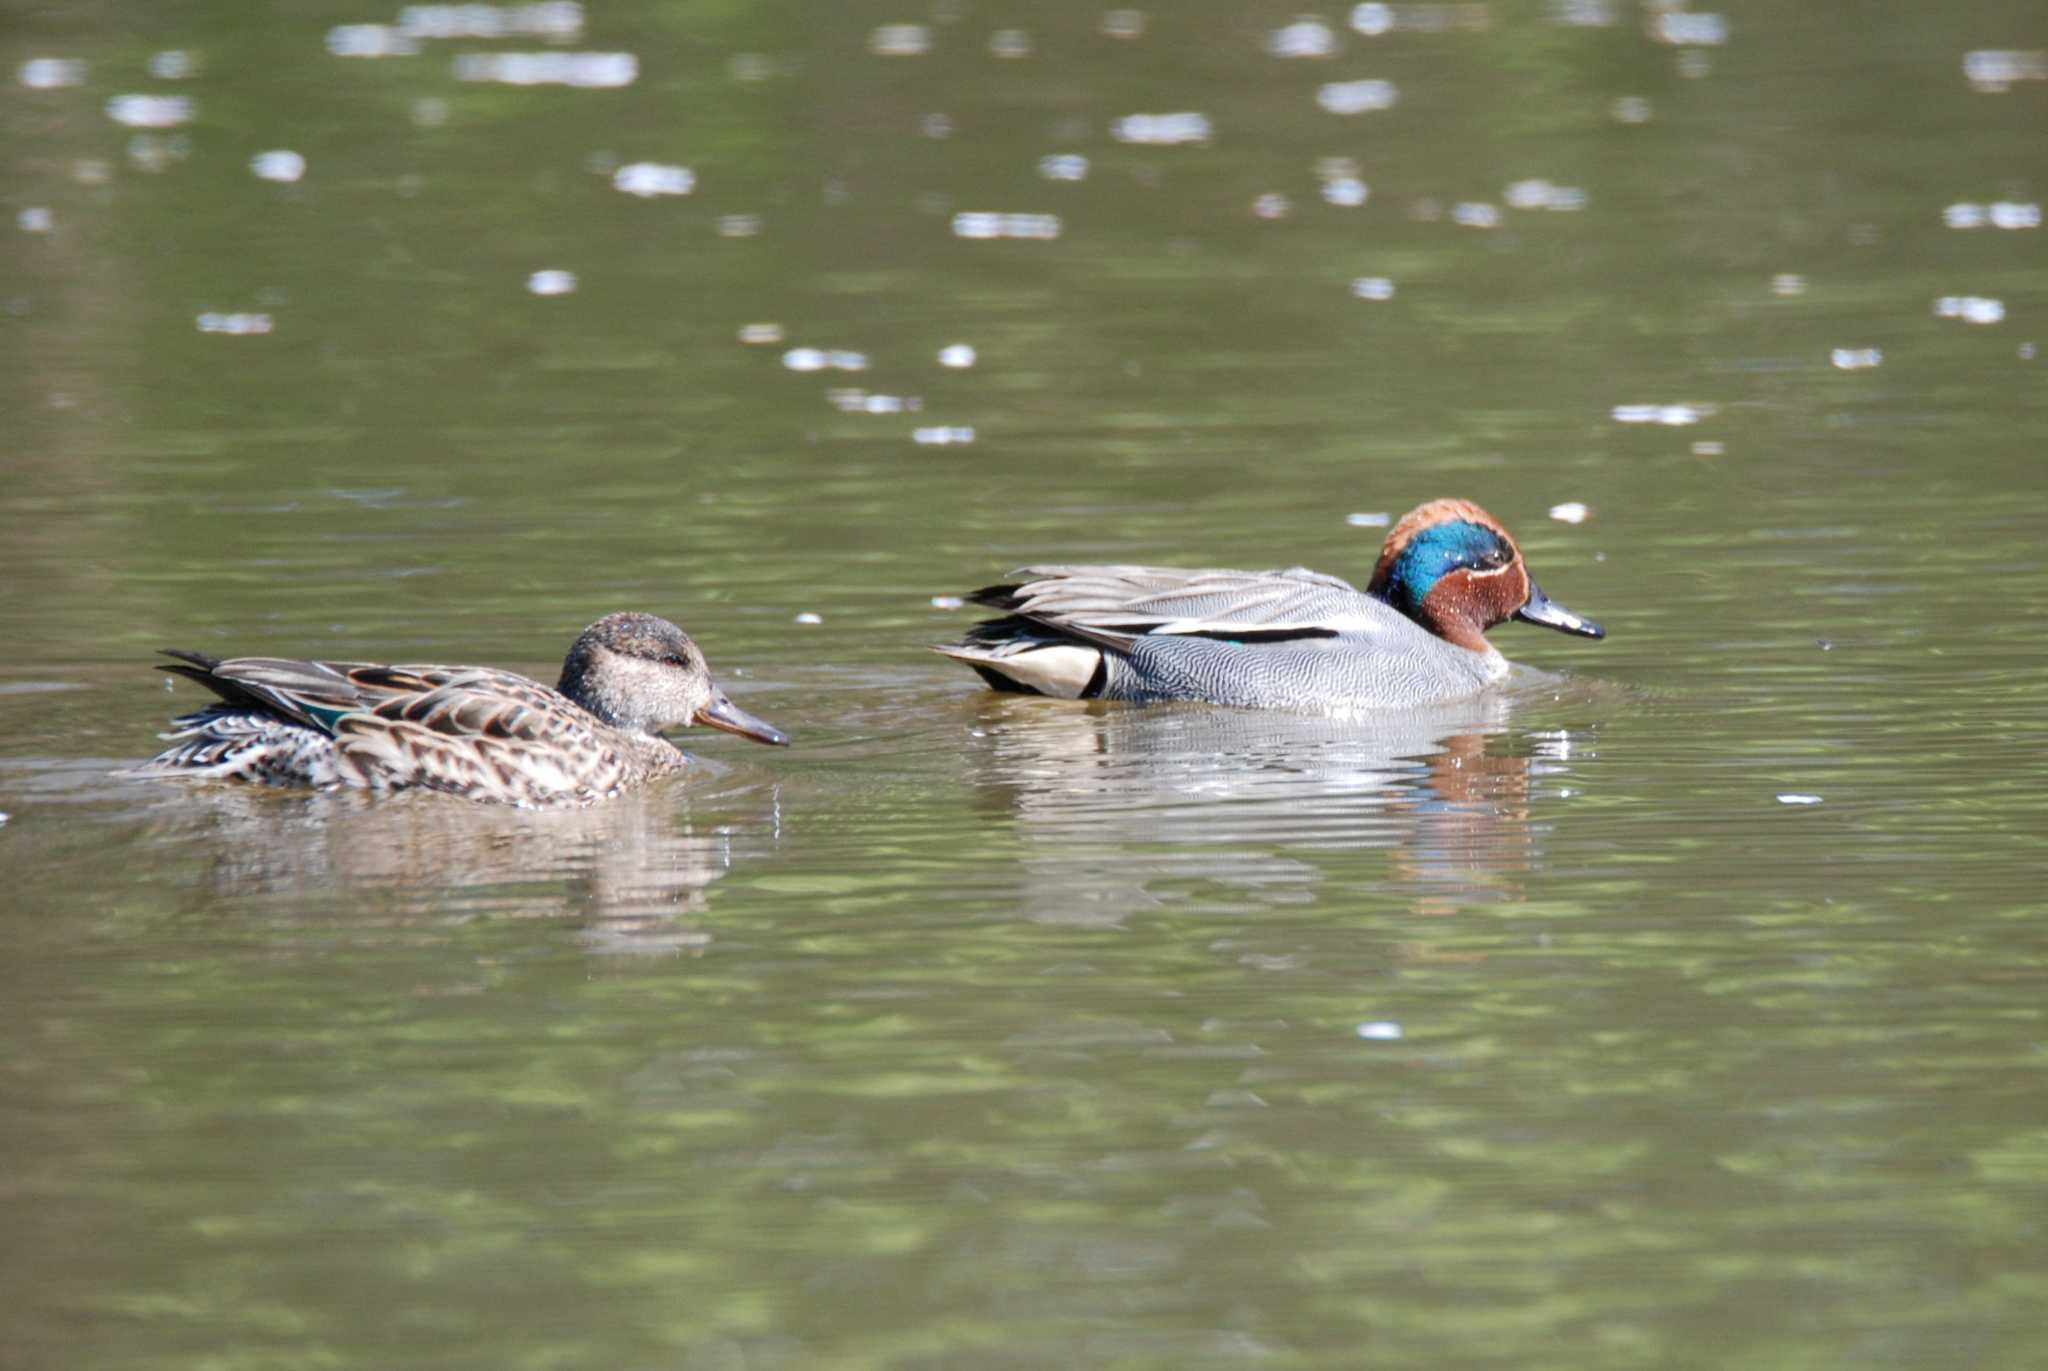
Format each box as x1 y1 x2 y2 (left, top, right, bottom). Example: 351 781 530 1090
987 565 1379 645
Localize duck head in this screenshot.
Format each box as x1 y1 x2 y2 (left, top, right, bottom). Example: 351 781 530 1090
557 612 788 745
1365 499 1604 654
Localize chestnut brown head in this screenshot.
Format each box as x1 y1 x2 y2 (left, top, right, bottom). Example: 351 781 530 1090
1366 499 1603 653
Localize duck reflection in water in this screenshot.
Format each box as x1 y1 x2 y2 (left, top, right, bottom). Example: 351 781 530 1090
142 777 783 955
955 688 1592 923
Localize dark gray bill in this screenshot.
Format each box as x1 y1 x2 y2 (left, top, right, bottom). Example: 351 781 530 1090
1513 579 1604 639
696 691 790 746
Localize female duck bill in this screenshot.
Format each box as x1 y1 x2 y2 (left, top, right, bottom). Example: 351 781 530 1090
1513 579 1603 639
696 690 789 745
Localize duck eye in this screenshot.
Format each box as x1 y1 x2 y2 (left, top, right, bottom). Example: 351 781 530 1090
1466 535 1513 571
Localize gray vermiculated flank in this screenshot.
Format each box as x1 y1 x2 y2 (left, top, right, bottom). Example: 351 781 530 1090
1104 626 1501 709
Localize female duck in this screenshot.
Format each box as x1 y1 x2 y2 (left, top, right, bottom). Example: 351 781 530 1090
139 612 787 807
934 498 1603 711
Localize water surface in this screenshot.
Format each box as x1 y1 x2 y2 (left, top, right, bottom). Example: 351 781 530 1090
5 4 2047 1367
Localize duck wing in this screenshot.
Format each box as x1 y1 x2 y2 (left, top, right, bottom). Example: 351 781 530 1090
333 676 646 804
156 653 562 734
157 651 389 733
974 565 1385 647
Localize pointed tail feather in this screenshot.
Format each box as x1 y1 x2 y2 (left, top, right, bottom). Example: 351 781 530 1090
154 651 368 733
156 649 277 715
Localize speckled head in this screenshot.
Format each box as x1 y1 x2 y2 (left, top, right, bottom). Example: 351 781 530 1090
1365 499 1604 653
557 612 787 745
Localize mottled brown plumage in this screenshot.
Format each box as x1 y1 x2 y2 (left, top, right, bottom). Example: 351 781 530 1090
138 612 787 807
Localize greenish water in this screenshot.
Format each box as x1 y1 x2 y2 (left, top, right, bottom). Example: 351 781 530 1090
5 3 2047 1367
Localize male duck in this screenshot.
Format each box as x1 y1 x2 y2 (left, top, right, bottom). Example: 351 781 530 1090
934 498 1603 711
139 612 788 807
